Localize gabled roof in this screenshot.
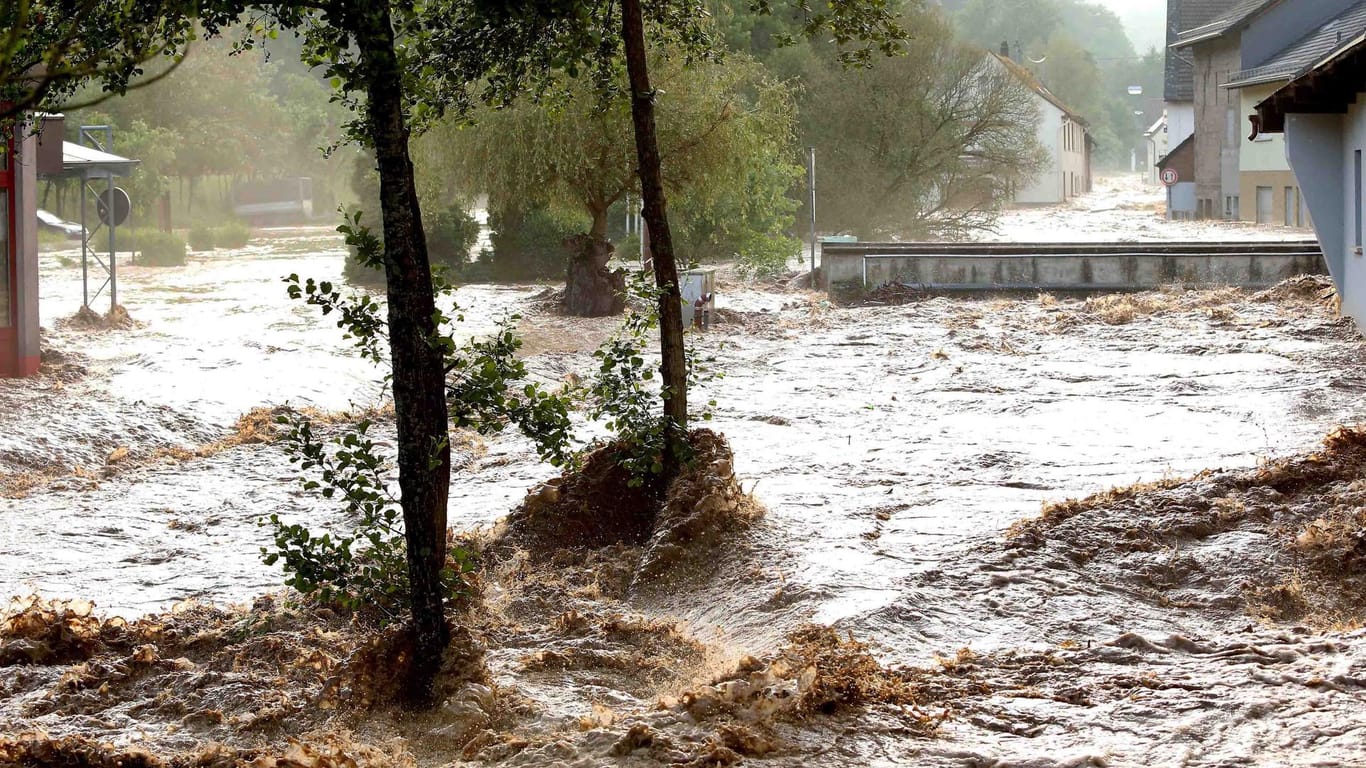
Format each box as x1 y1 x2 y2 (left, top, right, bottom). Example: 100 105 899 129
1172 0 1280 47
1255 28 1366 132
1156 134 1195 171
1226 0 1366 87
1166 0 1245 101
988 52 1088 126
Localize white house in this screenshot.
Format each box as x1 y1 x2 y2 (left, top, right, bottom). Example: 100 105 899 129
988 51 1093 205
1255 28 1366 327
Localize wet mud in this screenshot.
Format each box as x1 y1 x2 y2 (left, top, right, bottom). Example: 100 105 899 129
5 217 1366 765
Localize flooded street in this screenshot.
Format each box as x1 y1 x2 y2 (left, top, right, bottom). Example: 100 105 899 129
3 185 1366 766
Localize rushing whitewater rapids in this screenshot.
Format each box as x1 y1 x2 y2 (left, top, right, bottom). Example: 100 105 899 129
2 182 1364 766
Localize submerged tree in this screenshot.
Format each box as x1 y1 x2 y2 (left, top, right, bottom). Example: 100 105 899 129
18 0 907 709
461 0 906 475
434 51 796 315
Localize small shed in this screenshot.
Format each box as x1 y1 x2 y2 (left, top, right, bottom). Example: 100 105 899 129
1157 135 1197 220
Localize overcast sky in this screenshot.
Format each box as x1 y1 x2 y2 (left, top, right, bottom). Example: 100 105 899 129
1090 0 1168 52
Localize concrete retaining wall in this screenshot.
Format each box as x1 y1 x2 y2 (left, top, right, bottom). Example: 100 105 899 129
822 242 1325 294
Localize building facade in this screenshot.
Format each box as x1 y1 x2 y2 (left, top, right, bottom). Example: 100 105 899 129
1173 0 1361 224
988 52 1092 206
1190 35 1243 218
1257 31 1366 327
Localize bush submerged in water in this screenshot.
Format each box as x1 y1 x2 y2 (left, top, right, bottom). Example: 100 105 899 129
343 204 480 286
123 229 187 267
188 221 252 252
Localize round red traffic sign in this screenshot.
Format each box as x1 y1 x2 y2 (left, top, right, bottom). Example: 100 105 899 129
1161 168 1179 186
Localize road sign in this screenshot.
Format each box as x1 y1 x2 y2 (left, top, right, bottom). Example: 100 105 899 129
1161 168 1180 187
96 187 131 227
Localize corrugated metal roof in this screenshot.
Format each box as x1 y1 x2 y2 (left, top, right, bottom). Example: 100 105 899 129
1226 0 1366 86
58 142 138 178
1172 0 1281 47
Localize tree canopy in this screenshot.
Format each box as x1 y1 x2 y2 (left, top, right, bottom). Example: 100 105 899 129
431 49 797 252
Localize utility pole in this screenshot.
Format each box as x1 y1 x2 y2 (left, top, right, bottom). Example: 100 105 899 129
807 146 817 272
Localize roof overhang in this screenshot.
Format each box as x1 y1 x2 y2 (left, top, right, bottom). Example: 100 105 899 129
1255 30 1366 133
1224 73 1294 89
1170 0 1284 49
44 141 139 180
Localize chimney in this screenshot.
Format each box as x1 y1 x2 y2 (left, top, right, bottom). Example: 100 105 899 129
1000 40 1010 58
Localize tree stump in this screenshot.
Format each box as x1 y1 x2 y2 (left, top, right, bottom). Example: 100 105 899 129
563 234 626 317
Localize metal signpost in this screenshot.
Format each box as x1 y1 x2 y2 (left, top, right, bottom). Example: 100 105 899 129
75 125 133 313
807 146 816 272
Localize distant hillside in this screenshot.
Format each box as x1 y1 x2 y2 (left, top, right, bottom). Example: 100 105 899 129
935 0 1165 54
1109 2 1167 51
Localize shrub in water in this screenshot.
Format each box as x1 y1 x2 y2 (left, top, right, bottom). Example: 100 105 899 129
483 205 578 281
215 220 251 249
187 226 215 252
426 206 479 272
127 229 187 267
342 205 481 286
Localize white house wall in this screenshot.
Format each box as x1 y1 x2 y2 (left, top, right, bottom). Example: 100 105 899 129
1013 99 1095 206
1014 101 1063 204
1341 102 1366 327
1285 112 1350 322
1167 102 1196 146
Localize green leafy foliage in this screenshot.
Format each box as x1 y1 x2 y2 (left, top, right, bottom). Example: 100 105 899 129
588 277 720 486
429 48 799 275
269 212 577 617
443 318 577 468
263 416 471 620
480 205 580 281
674 151 801 277
123 228 188 266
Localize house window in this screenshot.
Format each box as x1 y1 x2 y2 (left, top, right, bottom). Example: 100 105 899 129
1284 186 1294 226
1225 195 1240 220
1356 150 1362 248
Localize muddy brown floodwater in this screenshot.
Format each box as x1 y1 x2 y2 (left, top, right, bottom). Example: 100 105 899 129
2 219 1365 766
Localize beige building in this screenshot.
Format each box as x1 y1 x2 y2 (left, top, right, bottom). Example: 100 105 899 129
1238 84 1306 225
1172 0 1361 226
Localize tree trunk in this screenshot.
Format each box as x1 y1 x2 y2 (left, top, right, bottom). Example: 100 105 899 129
352 0 452 708
563 205 625 316
563 233 625 316
621 0 688 478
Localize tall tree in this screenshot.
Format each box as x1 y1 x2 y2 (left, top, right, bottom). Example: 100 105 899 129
0 0 208 120
793 8 1046 238
434 51 796 314
465 0 906 473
